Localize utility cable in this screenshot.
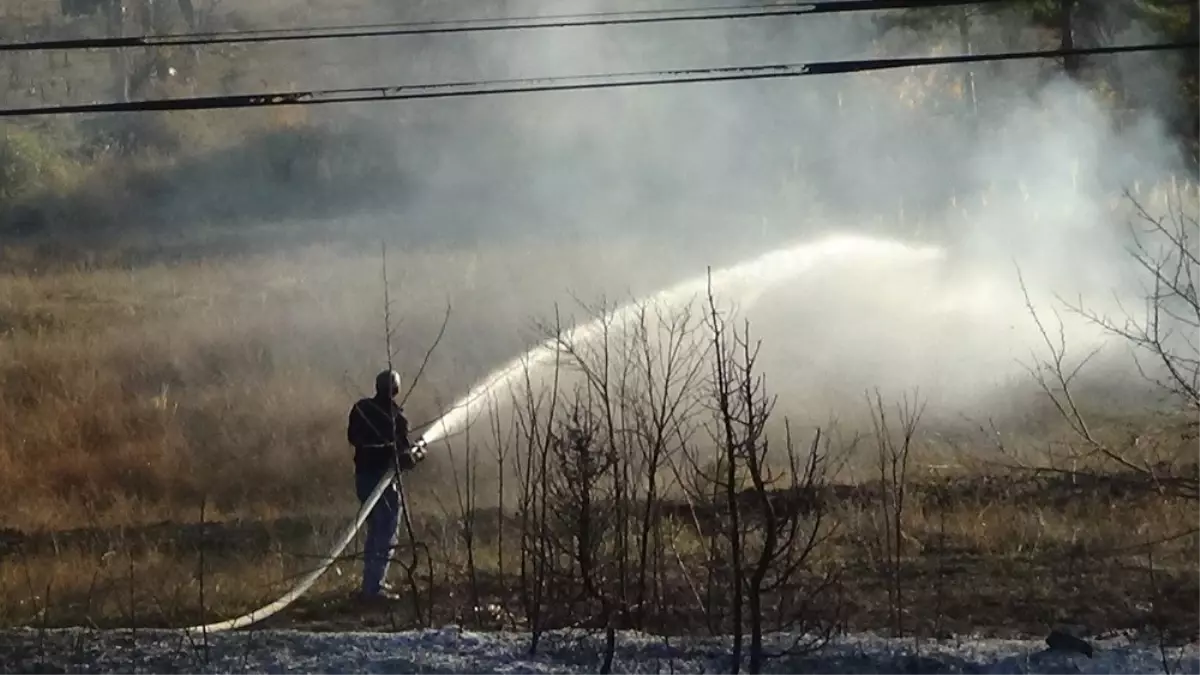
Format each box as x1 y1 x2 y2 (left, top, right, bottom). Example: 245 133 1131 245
0 40 1193 119
0 0 1035 53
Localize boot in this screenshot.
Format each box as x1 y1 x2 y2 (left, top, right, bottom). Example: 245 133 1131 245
360 588 403 605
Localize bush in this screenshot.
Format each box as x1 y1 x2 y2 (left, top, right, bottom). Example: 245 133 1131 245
0 124 82 202
0 116 407 242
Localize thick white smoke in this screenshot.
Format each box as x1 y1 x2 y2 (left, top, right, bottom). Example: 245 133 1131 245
223 1 1196 427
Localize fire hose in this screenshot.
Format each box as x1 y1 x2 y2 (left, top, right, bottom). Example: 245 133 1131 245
180 438 428 635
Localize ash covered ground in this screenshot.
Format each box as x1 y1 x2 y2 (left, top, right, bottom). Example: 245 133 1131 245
1 626 1196 674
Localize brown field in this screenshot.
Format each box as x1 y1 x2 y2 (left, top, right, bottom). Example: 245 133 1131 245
3 0 1200 646
0 239 702 527
0 231 1196 647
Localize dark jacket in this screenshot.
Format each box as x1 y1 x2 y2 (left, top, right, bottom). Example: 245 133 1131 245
347 395 415 474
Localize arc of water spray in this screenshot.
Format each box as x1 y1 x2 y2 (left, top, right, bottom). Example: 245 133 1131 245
421 234 943 445
179 234 942 634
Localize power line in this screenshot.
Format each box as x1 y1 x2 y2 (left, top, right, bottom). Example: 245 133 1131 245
0 0 1023 52
0 40 1192 119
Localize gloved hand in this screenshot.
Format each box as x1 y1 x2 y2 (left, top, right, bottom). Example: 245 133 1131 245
394 440 426 472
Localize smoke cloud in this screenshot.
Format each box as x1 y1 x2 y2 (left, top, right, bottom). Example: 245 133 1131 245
284 0 1191 427
16 0 1191 431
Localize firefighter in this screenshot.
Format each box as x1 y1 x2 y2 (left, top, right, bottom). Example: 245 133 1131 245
346 369 426 601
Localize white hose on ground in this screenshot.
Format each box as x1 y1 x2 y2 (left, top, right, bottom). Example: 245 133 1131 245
180 466 398 635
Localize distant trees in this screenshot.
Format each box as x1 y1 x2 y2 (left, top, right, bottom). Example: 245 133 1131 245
50 0 211 101
874 5 986 114
875 0 1199 155
880 0 1195 79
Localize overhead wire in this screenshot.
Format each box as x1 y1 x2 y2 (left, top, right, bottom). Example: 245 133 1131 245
0 0 1039 52
0 40 1193 118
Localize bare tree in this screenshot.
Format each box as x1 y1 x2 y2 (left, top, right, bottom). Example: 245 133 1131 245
626 303 708 628
1013 189 1199 500
510 319 563 654
442 419 481 624
546 298 709 629
475 282 846 669
703 281 747 673
694 273 844 673
865 388 925 639
542 398 621 672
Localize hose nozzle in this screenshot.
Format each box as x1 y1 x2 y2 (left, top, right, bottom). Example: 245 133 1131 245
411 437 429 462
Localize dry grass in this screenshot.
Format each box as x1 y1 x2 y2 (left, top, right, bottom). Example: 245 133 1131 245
0 238 701 530
0 183 1197 640
1 0 1196 651
2 455 1195 638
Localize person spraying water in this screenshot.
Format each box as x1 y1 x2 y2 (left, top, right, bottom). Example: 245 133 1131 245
346 369 429 603
180 234 943 635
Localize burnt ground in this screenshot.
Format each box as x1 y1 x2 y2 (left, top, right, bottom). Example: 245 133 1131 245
2 468 1197 645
